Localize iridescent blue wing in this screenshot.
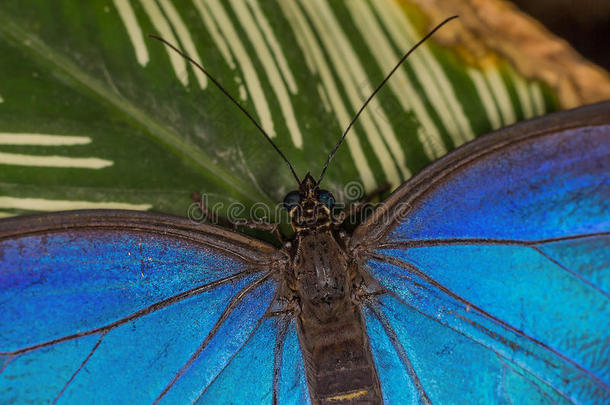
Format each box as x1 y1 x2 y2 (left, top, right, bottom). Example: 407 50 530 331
0 211 306 404
189 317 310 404
352 102 610 404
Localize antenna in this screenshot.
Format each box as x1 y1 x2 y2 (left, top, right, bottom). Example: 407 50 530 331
317 15 459 184
148 34 301 184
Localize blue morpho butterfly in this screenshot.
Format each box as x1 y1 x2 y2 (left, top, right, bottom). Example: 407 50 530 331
0 16 609 404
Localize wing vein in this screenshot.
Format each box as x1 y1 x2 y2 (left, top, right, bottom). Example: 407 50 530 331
153 271 273 404
192 310 283 404
0 269 257 356
376 232 610 249
377 234 609 297
0 355 14 375
380 290 575 403
530 246 609 298
51 333 106 404
495 353 563 404
366 302 432 404
368 252 609 391
272 318 291 405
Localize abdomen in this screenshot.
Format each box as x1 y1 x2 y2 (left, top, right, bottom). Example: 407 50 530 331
297 305 382 404
293 232 382 404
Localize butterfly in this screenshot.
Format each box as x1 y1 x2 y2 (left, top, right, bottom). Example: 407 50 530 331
1 16 609 404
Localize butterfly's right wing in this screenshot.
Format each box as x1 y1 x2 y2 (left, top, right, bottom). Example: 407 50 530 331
352 102 610 404
0 210 308 404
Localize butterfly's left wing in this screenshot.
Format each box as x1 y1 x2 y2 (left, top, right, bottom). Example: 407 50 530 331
352 102 610 404
0 211 308 404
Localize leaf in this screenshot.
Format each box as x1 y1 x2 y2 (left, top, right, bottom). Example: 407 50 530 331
0 0 563 223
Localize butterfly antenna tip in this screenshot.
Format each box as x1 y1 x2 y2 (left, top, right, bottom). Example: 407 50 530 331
317 15 459 184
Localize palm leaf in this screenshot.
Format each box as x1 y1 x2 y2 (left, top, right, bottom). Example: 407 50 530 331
0 0 599 222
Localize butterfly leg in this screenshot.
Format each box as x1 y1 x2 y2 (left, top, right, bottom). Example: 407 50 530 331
191 192 284 242
190 192 233 227
349 264 385 305
232 218 284 243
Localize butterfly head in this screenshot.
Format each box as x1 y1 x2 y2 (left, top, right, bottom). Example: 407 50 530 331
283 173 335 231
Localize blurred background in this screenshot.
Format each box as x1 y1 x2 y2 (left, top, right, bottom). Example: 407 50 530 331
513 0 610 69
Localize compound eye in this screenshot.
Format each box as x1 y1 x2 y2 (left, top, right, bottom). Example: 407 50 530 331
317 189 335 209
283 191 301 211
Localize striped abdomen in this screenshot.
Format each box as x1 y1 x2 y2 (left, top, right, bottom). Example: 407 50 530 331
293 231 382 404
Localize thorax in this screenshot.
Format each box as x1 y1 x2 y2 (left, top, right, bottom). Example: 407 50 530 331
291 228 352 323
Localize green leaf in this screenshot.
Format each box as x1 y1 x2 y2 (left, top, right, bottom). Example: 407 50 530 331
0 0 558 222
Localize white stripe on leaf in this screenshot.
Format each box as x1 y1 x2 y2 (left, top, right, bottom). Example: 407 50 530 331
192 0 236 69
317 84 332 113
113 0 150 67
139 0 188 86
229 0 303 148
0 134 91 146
0 152 112 169
530 82 546 116
158 0 207 89
484 67 516 126
510 71 535 119
467 68 502 130
246 0 299 94
0 196 151 211
205 0 276 137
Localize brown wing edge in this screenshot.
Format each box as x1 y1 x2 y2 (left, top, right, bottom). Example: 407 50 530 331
350 101 610 249
0 209 282 266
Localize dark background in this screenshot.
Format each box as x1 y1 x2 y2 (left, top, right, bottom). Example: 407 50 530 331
513 0 610 70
